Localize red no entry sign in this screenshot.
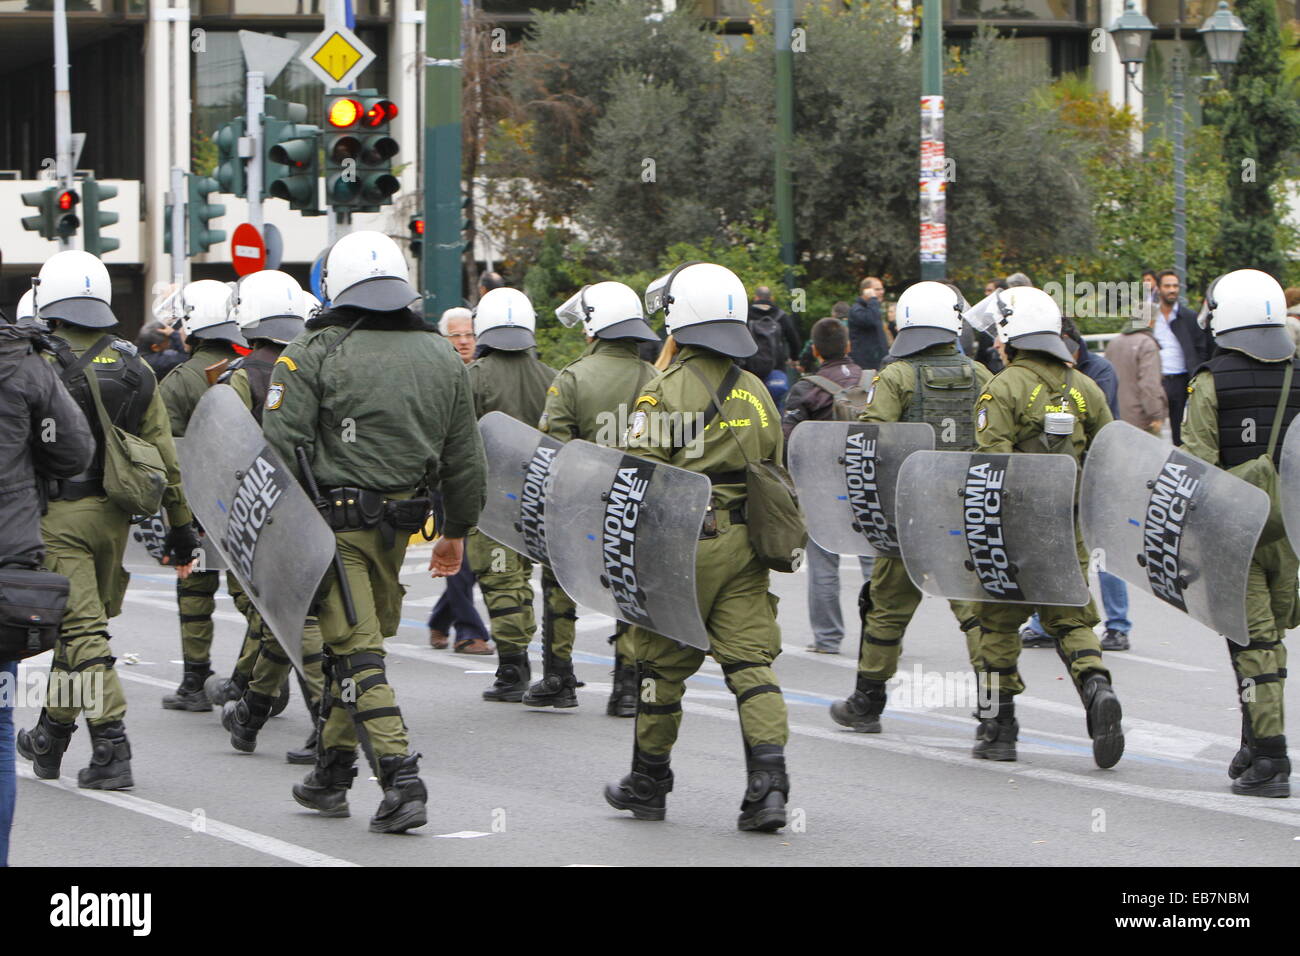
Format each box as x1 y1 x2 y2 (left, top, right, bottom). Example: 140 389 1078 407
231 223 266 277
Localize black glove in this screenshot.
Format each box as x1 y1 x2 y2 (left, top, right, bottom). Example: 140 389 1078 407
163 522 201 566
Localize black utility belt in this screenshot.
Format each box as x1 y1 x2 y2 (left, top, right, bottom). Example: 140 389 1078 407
700 505 746 539
51 477 105 502
319 487 430 534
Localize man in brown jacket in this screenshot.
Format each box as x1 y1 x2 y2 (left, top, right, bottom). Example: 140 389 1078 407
1105 306 1168 436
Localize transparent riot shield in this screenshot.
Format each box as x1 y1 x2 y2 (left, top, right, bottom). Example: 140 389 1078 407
897 450 1088 605
179 385 336 671
1081 420 1268 646
1278 422 1300 555
477 411 564 566
168 438 227 571
545 440 713 650
788 421 934 557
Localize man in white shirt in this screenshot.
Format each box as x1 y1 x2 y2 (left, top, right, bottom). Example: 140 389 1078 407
1153 270 1211 443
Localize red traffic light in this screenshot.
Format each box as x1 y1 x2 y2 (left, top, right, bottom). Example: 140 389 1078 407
410 218 424 235
328 98 362 128
57 190 79 211
363 99 397 127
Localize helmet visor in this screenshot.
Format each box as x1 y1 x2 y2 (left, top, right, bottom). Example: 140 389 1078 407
1216 325 1296 363
596 317 659 342
39 296 116 329
889 325 957 357
673 319 757 358
333 276 420 312
555 288 587 328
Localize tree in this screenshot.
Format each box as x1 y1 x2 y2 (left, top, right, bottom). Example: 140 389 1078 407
1212 0 1300 278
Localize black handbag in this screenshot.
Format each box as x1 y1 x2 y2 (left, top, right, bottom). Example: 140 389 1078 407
0 567 71 661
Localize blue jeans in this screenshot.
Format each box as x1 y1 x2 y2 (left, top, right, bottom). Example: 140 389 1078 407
428 558 489 643
806 540 874 651
1025 571 1131 637
0 660 15 867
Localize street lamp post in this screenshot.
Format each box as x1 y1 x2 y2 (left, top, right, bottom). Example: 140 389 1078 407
1109 0 1246 294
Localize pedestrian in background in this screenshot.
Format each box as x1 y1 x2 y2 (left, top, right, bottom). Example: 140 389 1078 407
1284 287 1300 355
1105 303 1167 437
781 317 873 654
1152 269 1212 445
137 319 187 380
848 276 888 372
429 306 491 654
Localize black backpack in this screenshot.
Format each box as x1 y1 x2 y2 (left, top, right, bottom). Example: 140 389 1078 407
743 313 786 380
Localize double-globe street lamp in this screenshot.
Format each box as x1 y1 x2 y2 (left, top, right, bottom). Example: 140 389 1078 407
1108 0 1247 292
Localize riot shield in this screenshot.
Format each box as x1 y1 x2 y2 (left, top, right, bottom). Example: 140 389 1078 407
179 385 335 671
1081 420 1267 646
477 411 564 565
168 438 227 571
788 421 934 557
545 440 713 650
897 450 1088 605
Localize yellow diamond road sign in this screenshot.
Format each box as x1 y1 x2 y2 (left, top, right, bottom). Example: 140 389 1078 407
300 25 375 89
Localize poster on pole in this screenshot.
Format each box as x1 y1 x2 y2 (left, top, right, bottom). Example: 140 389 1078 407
919 95 947 266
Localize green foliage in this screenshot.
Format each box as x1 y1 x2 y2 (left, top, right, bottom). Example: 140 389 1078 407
191 131 218 178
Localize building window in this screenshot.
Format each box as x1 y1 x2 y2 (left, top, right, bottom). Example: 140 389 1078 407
946 0 1088 25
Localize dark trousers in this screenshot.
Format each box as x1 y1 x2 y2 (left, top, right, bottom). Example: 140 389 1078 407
428 558 489 643
1163 373 1190 445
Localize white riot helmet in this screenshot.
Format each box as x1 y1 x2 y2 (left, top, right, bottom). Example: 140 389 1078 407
890 281 965 357
34 250 115 328
474 287 536 351
15 288 36 326
303 292 321 318
1199 269 1292 362
321 230 419 311
974 285 1074 364
181 279 244 345
555 280 658 342
644 262 754 357
232 270 309 345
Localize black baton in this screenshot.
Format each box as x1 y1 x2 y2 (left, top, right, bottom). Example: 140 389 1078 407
296 446 358 628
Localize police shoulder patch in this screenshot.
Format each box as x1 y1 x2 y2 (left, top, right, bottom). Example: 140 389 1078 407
266 382 285 411
865 384 876 405
274 355 298 372
977 407 988 431
635 394 658 407
627 409 649 442
538 412 549 430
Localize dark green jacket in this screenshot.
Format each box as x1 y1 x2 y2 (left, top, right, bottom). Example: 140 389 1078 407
467 348 556 425
263 308 487 538
540 338 656 443
158 341 241 437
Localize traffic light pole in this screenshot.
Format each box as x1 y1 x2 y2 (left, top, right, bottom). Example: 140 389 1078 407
774 0 795 294
170 167 186 291
423 0 463 322
53 0 74 250
246 70 265 232
919 0 945 281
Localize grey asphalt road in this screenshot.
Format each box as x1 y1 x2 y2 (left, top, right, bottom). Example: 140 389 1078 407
9 537 1300 867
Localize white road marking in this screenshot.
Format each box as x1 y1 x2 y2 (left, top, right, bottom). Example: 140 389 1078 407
434 830 491 839
1113 652 1214 673
16 764 359 867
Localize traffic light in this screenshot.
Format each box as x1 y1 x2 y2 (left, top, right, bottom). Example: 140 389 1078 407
53 188 79 240
324 88 399 212
215 116 247 198
409 215 424 258
21 186 58 239
82 179 119 258
188 174 227 255
263 96 322 214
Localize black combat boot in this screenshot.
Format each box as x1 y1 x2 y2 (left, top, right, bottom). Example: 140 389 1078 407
77 721 134 790
738 745 789 832
972 699 1018 761
606 654 637 718
1229 716 1253 779
369 753 429 834
162 660 214 712
16 710 77 780
482 652 530 702
1083 673 1125 769
286 700 320 765
522 657 579 708
269 675 291 717
829 674 887 733
604 749 673 821
1232 735 1290 798
204 668 249 708
292 747 358 817
221 690 274 753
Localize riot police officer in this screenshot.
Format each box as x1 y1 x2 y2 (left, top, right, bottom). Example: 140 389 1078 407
16 251 197 790
528 281 659 713
605 262 791 832
972 286 1124 768
1182 269 1298 797
830 281 991 733
264 231 486 833
157 280 248 712
465 287 557 702
217 271 326 764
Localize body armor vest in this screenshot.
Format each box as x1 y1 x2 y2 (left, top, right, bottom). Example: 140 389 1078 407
904 352 979 450
49 335 155 480
1204 350 1300 468
218 345 278 423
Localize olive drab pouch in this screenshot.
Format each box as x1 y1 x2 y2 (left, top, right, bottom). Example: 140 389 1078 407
684 363 808 573
0 567 71 661
908 354 979 450
83 367 167 517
